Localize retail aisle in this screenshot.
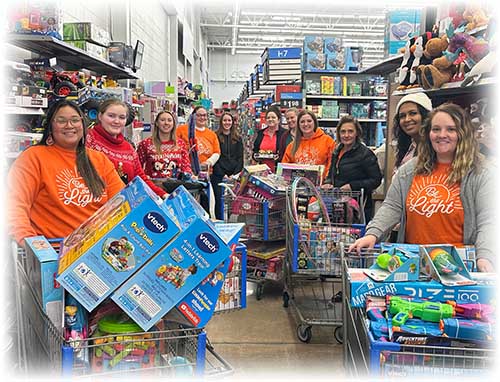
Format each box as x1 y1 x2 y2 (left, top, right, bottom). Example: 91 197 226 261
205 282 344 378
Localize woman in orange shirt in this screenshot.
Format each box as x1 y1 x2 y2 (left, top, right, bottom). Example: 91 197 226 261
282 109 335 180
7 100 124 245
350 103 494 272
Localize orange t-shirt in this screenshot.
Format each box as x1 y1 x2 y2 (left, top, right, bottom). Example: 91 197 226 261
176 124 220 164
405 163 464 245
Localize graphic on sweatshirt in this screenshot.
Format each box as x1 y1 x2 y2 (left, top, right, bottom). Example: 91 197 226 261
295 146 321 164
407 173 462 218
56 167 105 207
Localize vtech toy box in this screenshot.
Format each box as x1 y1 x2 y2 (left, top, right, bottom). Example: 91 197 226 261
57 177 179 312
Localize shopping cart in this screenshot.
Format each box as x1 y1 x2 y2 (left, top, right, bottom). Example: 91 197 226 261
284 177 366 343
11 240 234 378
221 183 286 241
340 245 495 378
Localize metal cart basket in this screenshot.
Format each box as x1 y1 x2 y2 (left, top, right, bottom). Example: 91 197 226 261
340 246 495 378
284 177 366 343
11 240 233 378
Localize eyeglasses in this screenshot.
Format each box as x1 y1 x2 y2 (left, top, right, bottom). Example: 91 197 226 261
54 117 83 127
196 114 208 118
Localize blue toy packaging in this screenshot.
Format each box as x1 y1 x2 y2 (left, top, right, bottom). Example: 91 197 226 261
348 268 495 308
57 177 179 312
111 188 241 331
420 245 476 286
364 247 420 283
24 236 63 327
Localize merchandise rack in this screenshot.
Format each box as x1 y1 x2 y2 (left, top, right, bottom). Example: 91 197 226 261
284 177 366 343
11 241 233 378
340 246 495 378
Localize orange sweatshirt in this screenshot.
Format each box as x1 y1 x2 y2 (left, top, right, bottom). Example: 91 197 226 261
8 145 124 244
177 124 221 164
282 128 336 179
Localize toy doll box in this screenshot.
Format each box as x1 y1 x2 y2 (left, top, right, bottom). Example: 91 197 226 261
24 236 63 328
111 219 233 331
276 163 324 186
56 177 179 312
348 268 495 308
420 245 476 287
364 247 420 283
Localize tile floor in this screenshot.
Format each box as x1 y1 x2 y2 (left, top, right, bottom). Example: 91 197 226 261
205 281 345 379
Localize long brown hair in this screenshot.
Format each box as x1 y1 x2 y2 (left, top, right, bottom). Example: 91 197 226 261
291 110 318 157
152 110 177 154
39 99 105 198
216 112 240 143
415 103 482 184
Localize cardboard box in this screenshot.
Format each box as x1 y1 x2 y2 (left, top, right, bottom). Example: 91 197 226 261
56 177 179 312
66 40 108 60
348 268 495 308
63 22 111 47
304 36 324 54
420 245 476 286
276 163 324 186
364 247 420 283
305 53 326 71
25 236 63 327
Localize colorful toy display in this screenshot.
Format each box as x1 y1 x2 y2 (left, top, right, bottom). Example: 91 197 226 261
376 253 402 272
428 247 461 275
389 296 454 326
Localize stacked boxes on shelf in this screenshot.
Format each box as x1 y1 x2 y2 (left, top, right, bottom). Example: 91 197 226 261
63 22 111 60
261 47 302 84
304 36 364 71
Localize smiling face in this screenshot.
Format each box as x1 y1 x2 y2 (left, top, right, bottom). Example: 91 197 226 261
398 102 423 139
51 105 84 150
157 112 175 137
221 114 233 134
195 108 208 128
339 122 357 149
99 104 127 137
265 111 279 130
429 111 459 163
299 113 316 138
285 110 298 131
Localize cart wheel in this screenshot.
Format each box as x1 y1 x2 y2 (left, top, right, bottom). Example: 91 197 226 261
297 325 312 343
256 284 264 300
283 291 289 308
334 326 343 344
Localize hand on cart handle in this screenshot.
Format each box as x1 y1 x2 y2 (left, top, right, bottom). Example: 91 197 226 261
348 234 377 254
477 258 494 273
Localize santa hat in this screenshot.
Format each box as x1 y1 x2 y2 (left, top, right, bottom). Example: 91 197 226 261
395 92 433 115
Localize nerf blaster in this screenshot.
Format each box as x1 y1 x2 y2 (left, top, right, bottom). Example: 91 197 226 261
392 319 443 337
367 308 389 340
440 318 494 341
447 301 495 323
389 296 454 326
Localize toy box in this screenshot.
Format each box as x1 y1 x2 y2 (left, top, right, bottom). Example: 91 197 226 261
305 53 326 71
111 218 233 331
420 245 476 286
347 268 495 308
65 40 108 60
63 22 111 47
25 236 63 327
304 36 324 54
57 177 179 312
364 247 420 283
276 163 324 186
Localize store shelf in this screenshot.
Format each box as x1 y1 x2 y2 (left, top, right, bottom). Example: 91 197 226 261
392 77 495 97
306 95 387 100
304 70 360 75
5 106 45 115
6 131 43 139
359 54 404 75
6 34 138 80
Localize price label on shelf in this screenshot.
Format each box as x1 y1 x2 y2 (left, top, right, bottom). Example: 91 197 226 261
281 99 303 108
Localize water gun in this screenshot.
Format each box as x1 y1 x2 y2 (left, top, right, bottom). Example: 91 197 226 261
392 319 443 337
428 248 461 275
446 301 495 323
440 318 494 341
188 113 200 175
388 296 454 326
367 308 389 340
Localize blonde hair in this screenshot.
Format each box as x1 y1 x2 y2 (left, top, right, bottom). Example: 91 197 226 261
415 103 483 184
152 110 177 154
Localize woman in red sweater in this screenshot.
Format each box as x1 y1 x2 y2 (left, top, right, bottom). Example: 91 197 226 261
137 110 191 179
86 98 167 198
8 99 124 245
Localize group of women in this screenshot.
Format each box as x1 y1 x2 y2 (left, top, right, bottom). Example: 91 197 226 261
7 93 495 272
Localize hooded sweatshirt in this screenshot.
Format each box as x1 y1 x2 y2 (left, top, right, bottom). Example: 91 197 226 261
86 123 166 197
282 127 336 179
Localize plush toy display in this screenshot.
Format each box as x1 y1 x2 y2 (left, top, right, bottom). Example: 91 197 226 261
463 4 490 32
396 36 417 90
412 33 446 88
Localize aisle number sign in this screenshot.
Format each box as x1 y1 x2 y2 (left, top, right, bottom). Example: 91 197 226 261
261 47 302 62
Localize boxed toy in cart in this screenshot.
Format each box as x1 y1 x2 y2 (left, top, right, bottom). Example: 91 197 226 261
112 187 239 331
276 163 324 186
57 177 179 312
364 247 420 283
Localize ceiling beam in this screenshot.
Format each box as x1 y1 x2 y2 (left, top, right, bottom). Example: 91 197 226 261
231 3 240 55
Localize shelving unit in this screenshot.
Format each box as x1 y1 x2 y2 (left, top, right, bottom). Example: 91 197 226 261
6 34 139 80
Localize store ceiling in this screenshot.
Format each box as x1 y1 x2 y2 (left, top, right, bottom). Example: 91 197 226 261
199 2 398 67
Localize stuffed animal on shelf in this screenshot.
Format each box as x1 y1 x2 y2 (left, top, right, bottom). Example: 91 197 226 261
463 4 490 32
409 32 444 88
396 36 417 90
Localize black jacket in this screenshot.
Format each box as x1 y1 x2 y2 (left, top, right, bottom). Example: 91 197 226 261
327 141 382 213
213 133 243 177
252 127 288 163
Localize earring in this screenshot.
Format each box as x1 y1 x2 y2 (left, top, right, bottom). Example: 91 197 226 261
46 134 54 146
